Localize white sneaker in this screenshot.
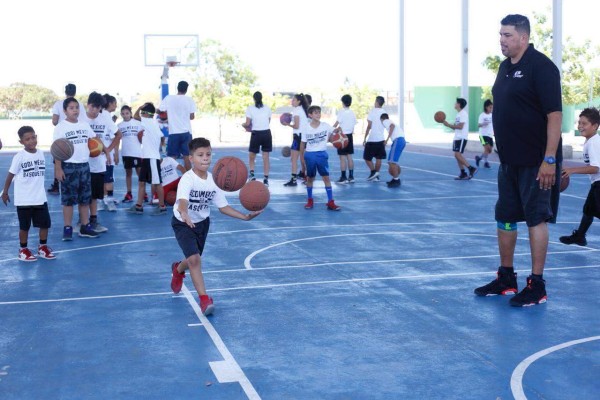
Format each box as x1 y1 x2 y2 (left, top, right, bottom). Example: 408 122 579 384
367 171 380 181
92 221 108 233
106 199 117 212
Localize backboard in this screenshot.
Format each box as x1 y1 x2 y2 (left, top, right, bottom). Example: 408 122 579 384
144 34 200 67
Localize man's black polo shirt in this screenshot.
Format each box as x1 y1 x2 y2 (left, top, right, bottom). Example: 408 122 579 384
492 44 562 166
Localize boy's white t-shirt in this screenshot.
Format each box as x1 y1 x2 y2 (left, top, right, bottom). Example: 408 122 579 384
453 109 469 140
383 119 405 140
159 95 197 134
53 120 93 164
583 134 600 183
8 149 47 206
140 117 163 160
478 112 493 137
161 157 181 186
336 108 357 134
292 106 308 135
366 108 386 142
302 121 334 152
245 105 272 131
52 99 83 123
118 119 143 158
173 170 228 223
79 112 118 173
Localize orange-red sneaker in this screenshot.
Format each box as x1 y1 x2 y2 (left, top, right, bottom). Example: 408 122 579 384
304 198 314 209
200 295 214 315
326 200 341 211
37 244 56 260
170 262 185 294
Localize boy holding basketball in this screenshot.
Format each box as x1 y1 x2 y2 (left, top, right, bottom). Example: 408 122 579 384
559 107 600 246
300 105 342 211
170 137 262 315
333 94 357 183
117 105 143 203
442 98 477 180
2 126 56 261
381 114 406 187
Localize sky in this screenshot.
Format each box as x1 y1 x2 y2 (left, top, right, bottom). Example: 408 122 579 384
2 0 599 102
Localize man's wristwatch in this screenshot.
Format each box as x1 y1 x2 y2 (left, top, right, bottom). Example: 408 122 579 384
543 156 556 165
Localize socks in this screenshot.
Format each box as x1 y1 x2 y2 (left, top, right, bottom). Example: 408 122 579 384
349 169 354 179
307 187 313 199
20 242 27 248
341 171 347 179
90 215 97 224
40 239 47 245
325 186 333 201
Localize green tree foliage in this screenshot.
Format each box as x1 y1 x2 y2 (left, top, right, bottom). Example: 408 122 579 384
333 79 378 120
0 83 58 119
481 11 600 105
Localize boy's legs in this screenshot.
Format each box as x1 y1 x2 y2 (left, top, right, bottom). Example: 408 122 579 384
153 184 165 207
248 152 257 179
262 151 270 179
177 255 208 296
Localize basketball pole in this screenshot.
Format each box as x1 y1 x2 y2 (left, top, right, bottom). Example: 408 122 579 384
461 0 469 103
397 0 405 131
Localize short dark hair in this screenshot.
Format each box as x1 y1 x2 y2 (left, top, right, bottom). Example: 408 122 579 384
87 91 105 107
307 105 321 115
341 94 352 107
177 81 189 93
121 105 132 113
305 94 312 106
253 91 263 108
17 126 35 139
380 113 389 121
189 137 211 152
103 94 116 107
65 83 76 96
501 14 530 36
483 99 493 111
580 107 600 126
375 96 385 106
456 98 467 109
141 103 156 115
63 97 79 111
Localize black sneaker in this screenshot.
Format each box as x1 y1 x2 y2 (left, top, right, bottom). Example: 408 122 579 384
474 267 518 296
559 230 587 246
510 276 547 307
386 179 401 187
79 223 100 238
475 155 481 167
248 174 256 182
337 176 348 184
263 178 269 187
468 166 478 179
283 178 297 187
484 162 491 169
297 171 306 179
454 172 469 180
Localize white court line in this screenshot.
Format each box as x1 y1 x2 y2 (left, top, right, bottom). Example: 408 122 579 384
510 336 600 400
2 264 599 306
180 283 261 400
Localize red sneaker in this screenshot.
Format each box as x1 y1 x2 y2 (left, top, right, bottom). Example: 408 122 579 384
200 295 215 315
18 248 37 262
304 198 314 209
122 192 133 203
170 262 185 294
37 244 56 260
326 200 341 211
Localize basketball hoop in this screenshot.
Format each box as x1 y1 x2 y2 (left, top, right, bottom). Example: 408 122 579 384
166 56 180 68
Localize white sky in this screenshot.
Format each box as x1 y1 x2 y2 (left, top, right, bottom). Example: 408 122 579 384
2 0 598 100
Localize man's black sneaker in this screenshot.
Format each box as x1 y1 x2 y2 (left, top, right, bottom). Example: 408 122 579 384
484 162 491 169
510 276 547 307
559 230 587 246
454 172 469 180
468 166 478 178
474 267 518 296
386 179 401 187
475 155 482 167
337 176 348 184
297 171 306 179
283 178 297 187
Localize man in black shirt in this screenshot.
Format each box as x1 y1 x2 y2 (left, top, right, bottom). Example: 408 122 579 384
474 14 562 306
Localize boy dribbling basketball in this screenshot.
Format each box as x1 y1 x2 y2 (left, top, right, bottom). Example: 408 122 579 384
170 138 262 315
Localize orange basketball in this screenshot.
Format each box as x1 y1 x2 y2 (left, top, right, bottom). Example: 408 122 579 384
330 132 348 149
434 111 446 123
560 175 570 192
212 156 248 192
51 138 74 161
239 181 270 211
165 190 177 206
88 137 104 157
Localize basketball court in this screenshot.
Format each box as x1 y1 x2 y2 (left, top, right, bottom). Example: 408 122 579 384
0 144 598 399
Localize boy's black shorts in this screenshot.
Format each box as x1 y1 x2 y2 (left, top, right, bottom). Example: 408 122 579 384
583 181 600 218
495 164 560 227
91 172 105 200
363 141 386 160
172 216 210 259
249 129 273 153
123 156 142 170
17 203 51 231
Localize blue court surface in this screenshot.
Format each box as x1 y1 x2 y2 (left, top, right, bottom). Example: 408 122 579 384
0 145 598 400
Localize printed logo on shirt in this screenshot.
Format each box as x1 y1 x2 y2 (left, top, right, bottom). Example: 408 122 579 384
306 130 328 145
64 129 90 145
188 189 216 212
21 159 45 178
513 71 524 78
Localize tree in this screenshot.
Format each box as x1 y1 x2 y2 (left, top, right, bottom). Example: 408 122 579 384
481 11 600 105
0 83 58 119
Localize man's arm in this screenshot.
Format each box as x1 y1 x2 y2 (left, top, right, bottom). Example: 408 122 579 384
537 111 562 189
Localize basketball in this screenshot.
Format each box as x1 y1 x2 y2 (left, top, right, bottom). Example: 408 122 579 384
434 111 446 123
158 111 168 121
165 190 177 206
244 121 252 132
212 156 248 192
239 181 270 211
88 137 104 157
330 132 348 149
281 146 291 157
279 112 292 125
50 138 74 161
560 175 570 192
